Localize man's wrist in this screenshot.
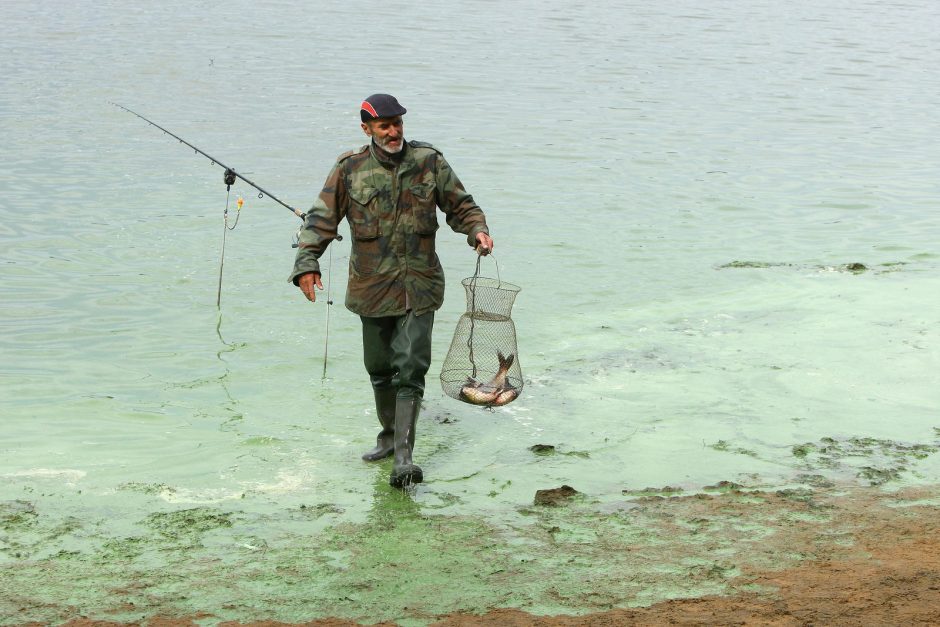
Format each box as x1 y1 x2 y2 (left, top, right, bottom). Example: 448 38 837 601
289 266 321 285
467 225 489 246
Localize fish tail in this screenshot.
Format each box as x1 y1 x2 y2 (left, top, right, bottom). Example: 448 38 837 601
498 351 515 370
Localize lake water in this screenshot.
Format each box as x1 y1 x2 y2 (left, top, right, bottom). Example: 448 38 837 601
2 0 939 622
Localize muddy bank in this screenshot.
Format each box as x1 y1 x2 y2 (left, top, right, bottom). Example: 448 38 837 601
12 482 939 626
432 485 940 625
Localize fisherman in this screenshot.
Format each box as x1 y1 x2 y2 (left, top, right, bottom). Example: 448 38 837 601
290 94 494 488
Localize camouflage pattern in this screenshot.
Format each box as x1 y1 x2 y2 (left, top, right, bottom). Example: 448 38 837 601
290 140 489 317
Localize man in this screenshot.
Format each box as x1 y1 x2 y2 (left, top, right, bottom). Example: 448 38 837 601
290 94 494 488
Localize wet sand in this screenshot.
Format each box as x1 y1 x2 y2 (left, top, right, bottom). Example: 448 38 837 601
31 482 940 626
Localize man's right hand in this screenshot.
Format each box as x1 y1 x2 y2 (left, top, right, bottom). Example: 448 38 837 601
298 272 323 302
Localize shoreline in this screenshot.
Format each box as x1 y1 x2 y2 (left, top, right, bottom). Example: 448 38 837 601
9 482 940 625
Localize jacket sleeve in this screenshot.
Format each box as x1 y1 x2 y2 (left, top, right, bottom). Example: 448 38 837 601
288 161 347 284
434 153 489 247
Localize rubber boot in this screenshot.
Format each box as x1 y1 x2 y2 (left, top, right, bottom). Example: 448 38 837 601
362 387 396 462
389 397 423 488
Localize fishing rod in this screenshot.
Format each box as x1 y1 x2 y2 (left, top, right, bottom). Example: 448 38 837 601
114 102 343 375
111 102 306 220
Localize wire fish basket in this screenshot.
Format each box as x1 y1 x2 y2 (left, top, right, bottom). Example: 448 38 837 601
441 265 523 407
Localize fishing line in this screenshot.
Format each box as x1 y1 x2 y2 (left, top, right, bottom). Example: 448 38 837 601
217 188 231 309
216 170 243 308
322 244 336 380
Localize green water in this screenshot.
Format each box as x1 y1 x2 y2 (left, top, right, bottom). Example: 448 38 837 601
2 0 939 623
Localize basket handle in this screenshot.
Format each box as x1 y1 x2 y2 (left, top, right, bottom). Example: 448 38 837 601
471 251 501 286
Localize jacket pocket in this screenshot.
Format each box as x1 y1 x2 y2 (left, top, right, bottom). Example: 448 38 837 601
412 211 439 269
347 185 383 275
350 220 382 276
413 210 439 235
348 186 379 217
410 181 436 218
351 220 380 240
411 182 435 203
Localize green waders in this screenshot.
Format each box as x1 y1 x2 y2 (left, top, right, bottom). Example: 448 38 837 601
361 386 396 462
361 311 434 487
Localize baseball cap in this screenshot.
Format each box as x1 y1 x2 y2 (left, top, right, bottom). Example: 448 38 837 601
360 94 407 122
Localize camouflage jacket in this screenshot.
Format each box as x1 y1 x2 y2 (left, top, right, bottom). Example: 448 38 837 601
289 140 489 317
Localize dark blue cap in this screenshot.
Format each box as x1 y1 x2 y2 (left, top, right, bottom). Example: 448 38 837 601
360 94 407 122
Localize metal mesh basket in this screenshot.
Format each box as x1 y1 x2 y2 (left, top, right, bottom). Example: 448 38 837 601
440 275 523 406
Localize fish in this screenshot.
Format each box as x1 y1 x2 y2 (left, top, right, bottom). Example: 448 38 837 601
459 380 501 406
459 352 520 406
492 386 519 406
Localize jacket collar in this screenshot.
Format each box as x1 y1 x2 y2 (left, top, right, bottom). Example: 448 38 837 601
369 141 416 175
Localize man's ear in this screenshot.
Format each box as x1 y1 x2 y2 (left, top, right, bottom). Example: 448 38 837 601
361 122 372 137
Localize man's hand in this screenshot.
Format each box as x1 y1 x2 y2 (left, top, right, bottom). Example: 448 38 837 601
298 272 323 302
475 232 494 256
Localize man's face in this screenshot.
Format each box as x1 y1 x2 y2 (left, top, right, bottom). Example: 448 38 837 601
362 116 404 153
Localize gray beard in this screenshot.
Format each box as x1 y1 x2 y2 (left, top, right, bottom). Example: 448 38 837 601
374 135 404 154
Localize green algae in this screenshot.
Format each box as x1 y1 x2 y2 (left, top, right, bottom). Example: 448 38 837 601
118 482 176 495
528 444 590 459
241 436 282 446
487 479 513 498
529 444 555 455
0 500 39 560
1 501 85 561
717 259 914 274
841 262 868 273
144 507 234 542
791 436 939 486
857 466 902 485
2 481 819 624
95 536 151 564
702 481 744 493
704 434 939 488
622 486 684 498
1 462 934 624
774 488 816 503
792 444 816 459
718 260 793 269
709 440 759 458
497 500 744 612
297 503 345 518
795 474 835 488
0 500 38 530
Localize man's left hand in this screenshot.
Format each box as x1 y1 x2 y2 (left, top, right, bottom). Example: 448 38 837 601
475 232 494 256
